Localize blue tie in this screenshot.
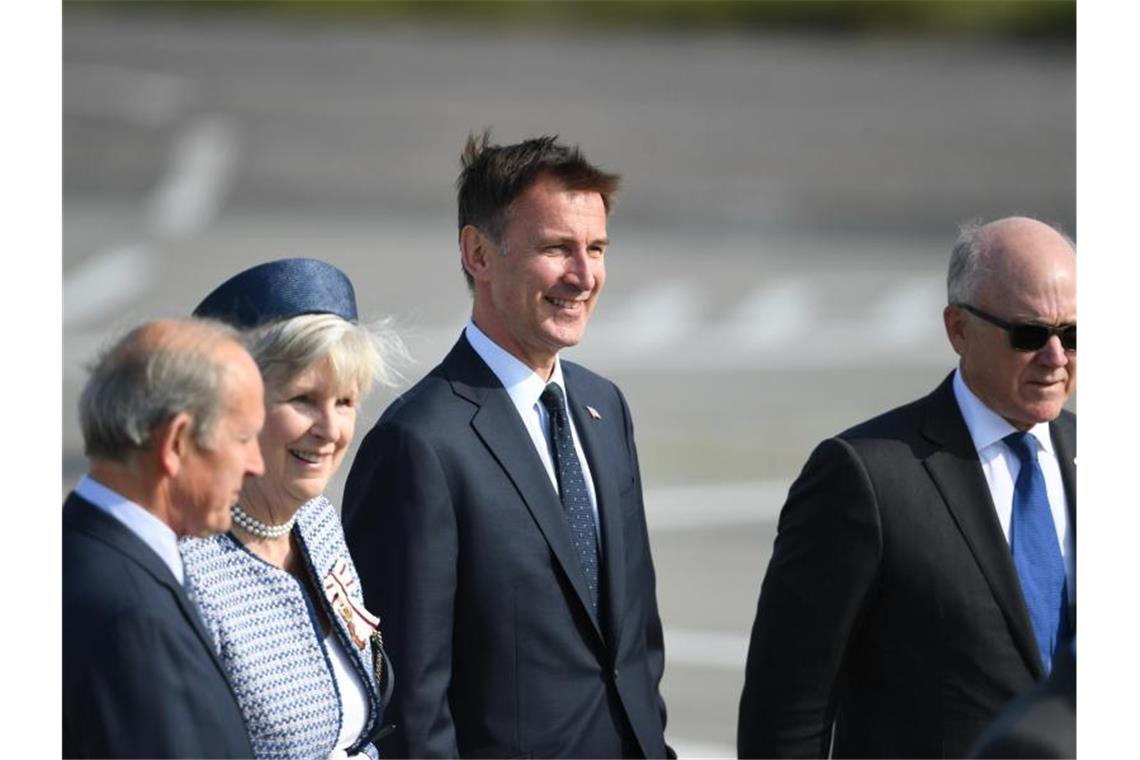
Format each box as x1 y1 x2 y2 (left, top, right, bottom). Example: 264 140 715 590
1004 431 1068 673
540 383 601 618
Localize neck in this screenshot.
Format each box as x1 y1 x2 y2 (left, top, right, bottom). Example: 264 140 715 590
88 458 176 532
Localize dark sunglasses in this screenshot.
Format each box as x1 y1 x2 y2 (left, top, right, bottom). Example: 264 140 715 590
955 303 1076 352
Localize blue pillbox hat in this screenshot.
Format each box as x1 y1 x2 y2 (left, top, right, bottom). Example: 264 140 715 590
193 258 358 329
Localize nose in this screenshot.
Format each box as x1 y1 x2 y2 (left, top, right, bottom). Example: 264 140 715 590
1034 334 1069 367
309 401 338 441
247 439 265 477
564 248 598 292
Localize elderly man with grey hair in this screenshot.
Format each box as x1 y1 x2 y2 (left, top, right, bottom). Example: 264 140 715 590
63 318 265 758
738 216 1076 758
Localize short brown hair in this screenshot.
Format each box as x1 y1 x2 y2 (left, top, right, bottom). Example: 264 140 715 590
456 130 621 288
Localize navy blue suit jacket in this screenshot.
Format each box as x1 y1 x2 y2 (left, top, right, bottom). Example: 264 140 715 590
738 374 1076 758
62 492 252 758
342 335 670 758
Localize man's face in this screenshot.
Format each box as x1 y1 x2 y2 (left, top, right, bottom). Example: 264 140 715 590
471 175 608 376
947 223 1076 431
174 346 265 537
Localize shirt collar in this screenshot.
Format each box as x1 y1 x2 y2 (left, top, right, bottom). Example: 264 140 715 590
75 474 185 584
952 367 1055 456
465 320 566 419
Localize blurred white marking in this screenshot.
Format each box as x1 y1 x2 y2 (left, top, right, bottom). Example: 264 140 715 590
63 244 157 327
149 115 239 239
668 736 736 758
665 627 750 671
868 276 944 346
644 479 789 531
593 281 700 352
724 277 810 349
63 63 195 127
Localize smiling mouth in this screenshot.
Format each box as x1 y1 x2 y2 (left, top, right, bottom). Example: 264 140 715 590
546 295 586 309
290 450 328 465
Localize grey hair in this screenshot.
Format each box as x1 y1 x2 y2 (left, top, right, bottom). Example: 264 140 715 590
79 319 240 462
241 313 409 399
947 218 988 305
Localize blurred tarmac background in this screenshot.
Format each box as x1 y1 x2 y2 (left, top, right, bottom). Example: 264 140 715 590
63 2 1074 755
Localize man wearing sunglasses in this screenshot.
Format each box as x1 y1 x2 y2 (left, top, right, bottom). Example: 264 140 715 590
738 216 1076 758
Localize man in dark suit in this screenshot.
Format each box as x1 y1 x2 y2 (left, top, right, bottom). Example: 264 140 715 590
738 216 1076 758
63 319 265 758
343 133 671 758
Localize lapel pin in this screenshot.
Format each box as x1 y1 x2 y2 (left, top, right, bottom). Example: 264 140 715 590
586 405 602 420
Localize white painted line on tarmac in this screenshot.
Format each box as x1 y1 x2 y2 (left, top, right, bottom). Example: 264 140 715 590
722 277 810 349
63 243 158 328
868 276 944 347
644 479 790 531
665 627 750 671
148 115 239 239
668 736 735 758
592 281 701 353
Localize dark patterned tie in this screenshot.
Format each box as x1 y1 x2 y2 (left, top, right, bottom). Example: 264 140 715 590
1004 431 1068 673
540 383 601 617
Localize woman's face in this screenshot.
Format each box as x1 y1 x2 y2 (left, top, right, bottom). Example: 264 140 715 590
249 355 358 512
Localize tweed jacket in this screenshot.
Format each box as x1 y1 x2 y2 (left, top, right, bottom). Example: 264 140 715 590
182 496 387 759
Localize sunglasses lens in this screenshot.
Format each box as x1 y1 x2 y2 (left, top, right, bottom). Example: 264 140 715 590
1009 325 1050 351
1061 326 1077 351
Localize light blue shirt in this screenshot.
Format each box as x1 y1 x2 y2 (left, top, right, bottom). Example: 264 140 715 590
465 321 601 544
75 474 184 585
952 369 1074 601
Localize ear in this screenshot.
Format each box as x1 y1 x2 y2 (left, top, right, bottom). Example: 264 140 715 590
460 225 496 285
153 411 194 477
943 304 968 358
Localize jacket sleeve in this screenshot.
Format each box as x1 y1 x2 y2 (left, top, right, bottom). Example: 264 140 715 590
617 386 674 759
343 422 460 758
737 437 883 758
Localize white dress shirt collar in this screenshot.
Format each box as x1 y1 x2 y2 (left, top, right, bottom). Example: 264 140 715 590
465 320 568 418
952 368 1055 458
75 474 184 585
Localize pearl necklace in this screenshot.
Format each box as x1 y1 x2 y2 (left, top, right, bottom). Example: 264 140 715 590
231 504 296 539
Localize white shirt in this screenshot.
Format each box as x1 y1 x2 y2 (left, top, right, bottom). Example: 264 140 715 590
324 632 370 758
952 369 1075 601
74 474 185 585
464 321 601 544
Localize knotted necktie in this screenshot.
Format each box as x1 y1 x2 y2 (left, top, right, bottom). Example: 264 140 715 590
1004 431 1068 673
540 383 601 617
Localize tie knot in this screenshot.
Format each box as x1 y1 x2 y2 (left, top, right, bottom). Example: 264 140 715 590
540 383 568 420
1003 431 1037 464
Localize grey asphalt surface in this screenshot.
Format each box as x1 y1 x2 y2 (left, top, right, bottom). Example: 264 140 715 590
63 8 1073 755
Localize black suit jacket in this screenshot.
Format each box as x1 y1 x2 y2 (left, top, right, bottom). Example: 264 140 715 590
971 640 1076 758
342 335 670 758
62 492 253 759
738 373 1076 758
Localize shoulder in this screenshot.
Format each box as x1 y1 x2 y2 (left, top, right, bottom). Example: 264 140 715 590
838 394 928 443
370 363 466 437
180 532 238 578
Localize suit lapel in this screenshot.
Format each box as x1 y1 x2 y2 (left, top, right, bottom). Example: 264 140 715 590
63 493 232 679
443 337 606 644
919 378 1045 678
1050 413 1077 539
1050 413 1077 632
565 377 627 651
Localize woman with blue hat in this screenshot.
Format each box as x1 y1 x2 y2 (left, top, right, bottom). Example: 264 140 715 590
182 258 405 759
